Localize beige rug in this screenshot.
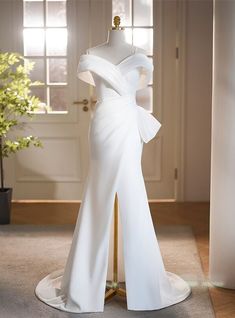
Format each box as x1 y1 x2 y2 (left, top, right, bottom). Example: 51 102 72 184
0 224 215 317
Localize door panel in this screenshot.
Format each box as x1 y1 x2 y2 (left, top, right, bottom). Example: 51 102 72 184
4 0 99 199
111 0 177 199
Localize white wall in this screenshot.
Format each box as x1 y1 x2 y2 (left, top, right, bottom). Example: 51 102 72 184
184 0 213 201
0 1 22 53
209 0 235 289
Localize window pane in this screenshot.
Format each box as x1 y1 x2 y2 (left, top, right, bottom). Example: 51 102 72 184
136 86 153 112
46 28 67 56
30 86 46 102
133 28 153 55
46 1 67 27
112 0 132 26
134 0 153 26
124 28 132 44
27 58 45 82
24 1 44 27
30 87 47 112
24 29 45 56
49 87 67 111
48 58 67 83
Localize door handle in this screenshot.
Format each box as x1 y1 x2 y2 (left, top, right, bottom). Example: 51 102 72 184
73 98 98 112
73 98 89 112
73 98 89 105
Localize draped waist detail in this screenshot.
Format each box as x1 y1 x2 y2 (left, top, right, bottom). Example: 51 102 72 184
93 94 161 143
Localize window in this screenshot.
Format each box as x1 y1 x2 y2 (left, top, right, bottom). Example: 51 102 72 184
23 0 68 113
112 0 153 112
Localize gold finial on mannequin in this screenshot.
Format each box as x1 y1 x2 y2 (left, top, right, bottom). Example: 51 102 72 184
111 15 124 30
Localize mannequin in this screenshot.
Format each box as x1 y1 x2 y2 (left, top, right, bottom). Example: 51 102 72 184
87 28 146 64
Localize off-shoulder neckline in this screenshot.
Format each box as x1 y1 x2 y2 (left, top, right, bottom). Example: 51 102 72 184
81 51 149 68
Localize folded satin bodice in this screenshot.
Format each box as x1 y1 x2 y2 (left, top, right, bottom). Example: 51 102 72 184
77 52 162 143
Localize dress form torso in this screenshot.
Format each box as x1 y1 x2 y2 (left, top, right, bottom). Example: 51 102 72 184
86 30 146 101
86 29 146 64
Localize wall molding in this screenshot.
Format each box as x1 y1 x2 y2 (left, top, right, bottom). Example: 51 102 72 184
174 0 187 201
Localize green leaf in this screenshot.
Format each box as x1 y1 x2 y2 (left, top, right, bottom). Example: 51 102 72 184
0 51 44 160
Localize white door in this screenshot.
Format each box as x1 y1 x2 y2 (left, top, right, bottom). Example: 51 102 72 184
112 0 179 200
3 0 180 200
4 0 108 200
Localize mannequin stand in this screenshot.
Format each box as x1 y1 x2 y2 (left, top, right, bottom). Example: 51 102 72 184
105 193 126 301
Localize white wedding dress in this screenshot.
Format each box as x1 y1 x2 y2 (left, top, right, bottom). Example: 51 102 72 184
35 46 191 313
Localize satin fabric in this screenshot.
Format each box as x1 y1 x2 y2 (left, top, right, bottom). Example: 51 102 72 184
35 49 191 313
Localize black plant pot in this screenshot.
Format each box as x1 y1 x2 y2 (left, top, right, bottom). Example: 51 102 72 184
0 188 12 224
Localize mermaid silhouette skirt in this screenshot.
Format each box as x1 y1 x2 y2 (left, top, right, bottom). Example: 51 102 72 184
35 51 192 313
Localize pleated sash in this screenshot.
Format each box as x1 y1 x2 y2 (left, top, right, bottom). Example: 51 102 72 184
92 95 161 144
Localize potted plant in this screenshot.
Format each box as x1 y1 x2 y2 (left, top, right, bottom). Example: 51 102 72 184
0 52 44 224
